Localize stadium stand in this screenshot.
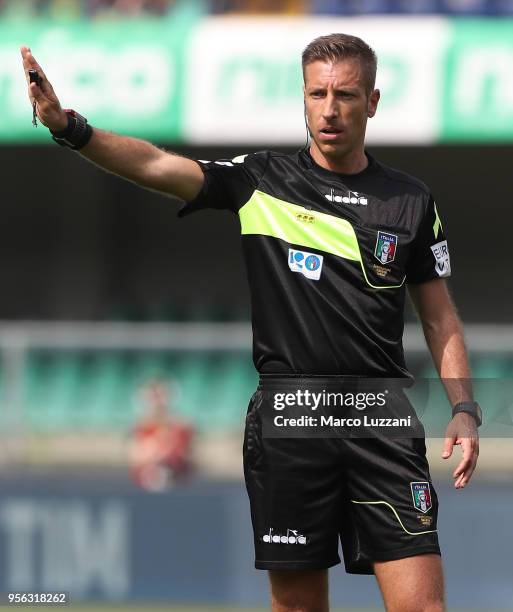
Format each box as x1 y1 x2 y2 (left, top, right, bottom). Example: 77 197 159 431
1 348 511 433
1 0 513 17
0 349 257 432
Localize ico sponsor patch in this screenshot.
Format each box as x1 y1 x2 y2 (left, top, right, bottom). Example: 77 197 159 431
430 240 451 277
374 231 398 264
288 248 324 281
410 481 432 514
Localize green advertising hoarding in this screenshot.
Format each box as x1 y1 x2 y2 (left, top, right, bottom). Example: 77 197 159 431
182 17 450 145
0 19 189 142
441 19 513 141
2 17 513 144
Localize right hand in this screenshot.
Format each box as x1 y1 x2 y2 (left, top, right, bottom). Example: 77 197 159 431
20 45 68 131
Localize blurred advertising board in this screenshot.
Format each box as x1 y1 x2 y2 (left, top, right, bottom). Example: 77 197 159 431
2 17 513 144
184 17 450 145
441 19 513 141
0 19 189 142
0 474 511 607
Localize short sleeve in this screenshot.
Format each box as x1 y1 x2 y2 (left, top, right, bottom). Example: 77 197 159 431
406 195 451 284
177 151 269 218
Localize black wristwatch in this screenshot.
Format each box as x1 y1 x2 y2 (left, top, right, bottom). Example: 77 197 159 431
452 401 482 427
50 109 93 150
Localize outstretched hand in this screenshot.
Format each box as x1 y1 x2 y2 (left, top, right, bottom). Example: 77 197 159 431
20 46 67 131
442 412 479 489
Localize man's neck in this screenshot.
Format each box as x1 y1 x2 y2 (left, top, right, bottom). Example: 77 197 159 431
309 144 368 175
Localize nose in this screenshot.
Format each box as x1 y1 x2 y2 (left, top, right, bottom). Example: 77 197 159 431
322 92 338 120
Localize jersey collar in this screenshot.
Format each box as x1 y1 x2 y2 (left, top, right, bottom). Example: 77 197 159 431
299 147 379 181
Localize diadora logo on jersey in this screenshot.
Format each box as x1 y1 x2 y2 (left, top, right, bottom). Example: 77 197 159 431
430 240 451 277
325 189 368 206
263 528 307 545
374 231 398 264
288 249 324 281
410 482 432 514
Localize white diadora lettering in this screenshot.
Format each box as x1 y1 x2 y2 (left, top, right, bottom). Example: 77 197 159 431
325 189 368 206
430 240 451 277
263 528 307 545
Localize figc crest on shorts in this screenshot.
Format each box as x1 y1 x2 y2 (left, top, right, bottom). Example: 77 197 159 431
374 231 398 264
410 482 432 513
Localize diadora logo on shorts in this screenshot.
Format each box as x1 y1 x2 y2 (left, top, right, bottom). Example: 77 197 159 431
374 231 398 264
263 528 307 545
410 482 432 514
288 248 324 281
325 188 368 206
430 240 451 277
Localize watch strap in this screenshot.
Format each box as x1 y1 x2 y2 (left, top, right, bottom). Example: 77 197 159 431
50 109 93 150
452 401 482 427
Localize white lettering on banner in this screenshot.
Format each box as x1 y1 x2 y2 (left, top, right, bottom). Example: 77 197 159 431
0 43 173 118
0 499 130 597
453 48 513 117
184 17 449 144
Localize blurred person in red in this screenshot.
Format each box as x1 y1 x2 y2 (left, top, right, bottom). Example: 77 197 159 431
129 379 195 491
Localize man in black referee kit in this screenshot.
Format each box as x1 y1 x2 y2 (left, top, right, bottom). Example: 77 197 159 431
22 33 481 612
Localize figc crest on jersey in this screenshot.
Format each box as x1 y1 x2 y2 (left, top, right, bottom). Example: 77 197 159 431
374 231 398 264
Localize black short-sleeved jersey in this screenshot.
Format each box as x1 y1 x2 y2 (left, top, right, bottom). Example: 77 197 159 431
178 148 451 377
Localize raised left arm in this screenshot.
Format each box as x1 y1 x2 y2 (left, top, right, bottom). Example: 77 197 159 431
408 278 479 489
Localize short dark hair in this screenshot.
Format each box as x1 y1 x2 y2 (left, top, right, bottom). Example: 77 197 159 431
302 33 378 94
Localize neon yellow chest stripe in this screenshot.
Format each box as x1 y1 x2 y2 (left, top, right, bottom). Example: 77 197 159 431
239 190 361 262
238 190 406 290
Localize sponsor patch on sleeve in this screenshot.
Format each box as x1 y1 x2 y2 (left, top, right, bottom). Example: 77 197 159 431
430 240 451 277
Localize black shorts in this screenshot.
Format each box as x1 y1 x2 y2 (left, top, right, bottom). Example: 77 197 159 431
243 375 441 574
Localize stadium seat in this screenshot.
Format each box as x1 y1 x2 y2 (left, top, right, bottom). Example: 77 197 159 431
12 349 511 433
